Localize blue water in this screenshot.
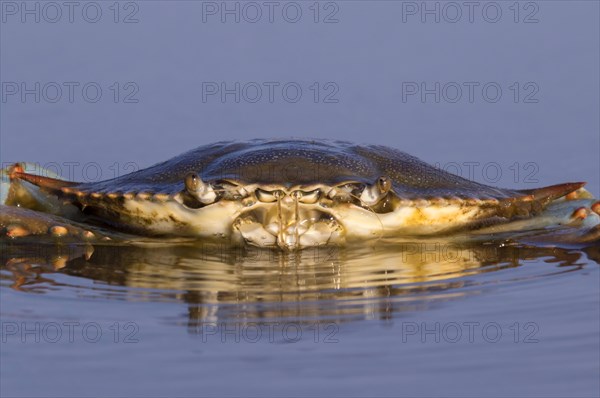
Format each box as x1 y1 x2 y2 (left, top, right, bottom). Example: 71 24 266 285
1 2 599 396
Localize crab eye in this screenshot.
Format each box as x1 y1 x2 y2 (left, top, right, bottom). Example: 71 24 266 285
185 173 199 192
378 176 391 193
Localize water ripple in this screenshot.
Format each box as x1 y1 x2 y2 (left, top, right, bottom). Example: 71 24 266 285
2 240 597 328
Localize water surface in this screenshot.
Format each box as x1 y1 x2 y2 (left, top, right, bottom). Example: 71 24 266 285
1 238 599 396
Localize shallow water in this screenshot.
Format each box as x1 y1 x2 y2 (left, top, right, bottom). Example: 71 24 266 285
1 1 599 396
1 239 599 396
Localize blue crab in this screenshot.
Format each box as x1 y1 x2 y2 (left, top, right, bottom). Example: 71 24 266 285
1 139 599 249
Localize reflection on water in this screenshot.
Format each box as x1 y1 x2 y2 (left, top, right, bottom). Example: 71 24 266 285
2 240 598 333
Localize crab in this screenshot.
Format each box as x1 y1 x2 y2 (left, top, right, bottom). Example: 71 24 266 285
1 139 599 250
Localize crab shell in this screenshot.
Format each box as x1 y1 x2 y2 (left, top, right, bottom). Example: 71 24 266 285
8 139 591 250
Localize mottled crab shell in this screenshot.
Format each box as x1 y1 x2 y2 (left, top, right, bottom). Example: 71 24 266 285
16 139 563 196
9 139 590 249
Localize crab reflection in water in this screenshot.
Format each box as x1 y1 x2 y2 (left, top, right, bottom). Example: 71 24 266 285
2 239 597 333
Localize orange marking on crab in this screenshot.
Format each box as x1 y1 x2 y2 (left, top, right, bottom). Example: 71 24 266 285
49 225 68 237
6 225 30 238
153 193 170 202
572 207 588 220
136 192 151 200
565 191 579 200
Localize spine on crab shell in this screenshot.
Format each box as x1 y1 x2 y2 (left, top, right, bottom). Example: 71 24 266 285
517 182 587 204
10 170 80 195
493 182 588 219
10 170 164 206
10 169 77 186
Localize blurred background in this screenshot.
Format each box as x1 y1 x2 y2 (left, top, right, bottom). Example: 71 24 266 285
1 1 598 194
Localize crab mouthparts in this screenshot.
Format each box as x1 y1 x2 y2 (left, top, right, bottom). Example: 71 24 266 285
233 190 343 250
